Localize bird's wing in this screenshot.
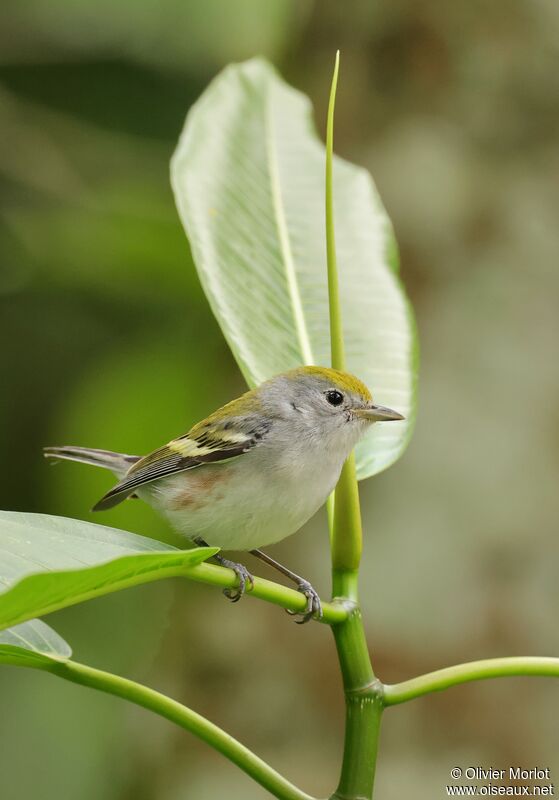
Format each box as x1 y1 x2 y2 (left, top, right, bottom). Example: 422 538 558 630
92 413 271 511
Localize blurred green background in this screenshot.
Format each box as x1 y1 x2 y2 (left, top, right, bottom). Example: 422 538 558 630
1 1 558 798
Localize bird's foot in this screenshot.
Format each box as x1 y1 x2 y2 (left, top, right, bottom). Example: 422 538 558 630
215 557 254 602
286 579 323 624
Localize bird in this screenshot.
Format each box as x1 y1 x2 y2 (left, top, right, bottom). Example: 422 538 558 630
44 366 403 622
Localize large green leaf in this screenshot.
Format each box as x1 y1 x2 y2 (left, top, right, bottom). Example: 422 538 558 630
0 511 217 631
0 618 71 667
172 58 418 479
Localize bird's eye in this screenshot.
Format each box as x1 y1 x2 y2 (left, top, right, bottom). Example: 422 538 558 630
326 390 344 407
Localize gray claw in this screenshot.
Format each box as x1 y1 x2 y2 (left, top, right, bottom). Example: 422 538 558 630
286 580 323 624
218 559 254 603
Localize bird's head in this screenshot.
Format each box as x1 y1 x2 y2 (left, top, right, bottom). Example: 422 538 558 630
259 366 403 450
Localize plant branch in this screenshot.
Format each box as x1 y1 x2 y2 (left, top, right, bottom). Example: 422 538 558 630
185 562 348 624
27 658 317 800
383 657 559 706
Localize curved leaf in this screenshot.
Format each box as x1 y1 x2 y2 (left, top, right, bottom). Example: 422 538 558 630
0 619 71 666
172 58 418 479
0 511 217 631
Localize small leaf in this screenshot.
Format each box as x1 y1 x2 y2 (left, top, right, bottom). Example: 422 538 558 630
172 58 418 479
0 511 218 631
0 618 71 667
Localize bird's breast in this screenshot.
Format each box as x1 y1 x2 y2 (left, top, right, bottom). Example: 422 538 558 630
143 442 344 551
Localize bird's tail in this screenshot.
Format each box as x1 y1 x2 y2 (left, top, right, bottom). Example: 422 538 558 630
43 446 140 478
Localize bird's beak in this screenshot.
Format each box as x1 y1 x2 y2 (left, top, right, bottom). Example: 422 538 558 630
355 404 405 422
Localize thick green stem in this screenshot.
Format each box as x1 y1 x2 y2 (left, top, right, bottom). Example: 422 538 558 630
384 656 559 706
36 658 317 800
330 609 383 800
329 574 383 800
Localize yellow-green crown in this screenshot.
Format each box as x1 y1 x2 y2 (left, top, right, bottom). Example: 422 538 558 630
290 366 372 401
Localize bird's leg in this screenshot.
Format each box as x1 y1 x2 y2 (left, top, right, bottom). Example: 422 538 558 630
250 549 322 624
194 538 254 603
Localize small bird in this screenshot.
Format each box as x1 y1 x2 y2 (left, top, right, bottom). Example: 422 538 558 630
44 366 403 622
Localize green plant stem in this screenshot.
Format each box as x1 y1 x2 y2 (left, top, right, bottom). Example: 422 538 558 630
330 605 383 800
325 50 344 371
325 52 381 799
187 562 348 624
383 656 559 706
325 51 362 574
331 456 362 571
329 574 383 800
34 658 317 800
